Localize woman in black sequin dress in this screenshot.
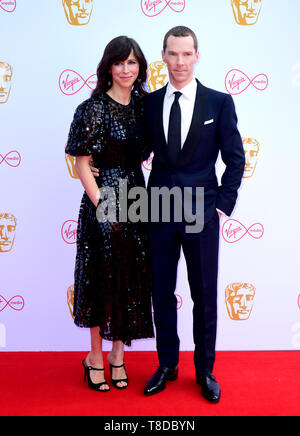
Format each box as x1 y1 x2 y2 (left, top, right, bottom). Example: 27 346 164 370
65 36 154 391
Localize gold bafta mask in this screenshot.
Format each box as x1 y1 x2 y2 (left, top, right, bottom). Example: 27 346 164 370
0 213 17 253
0 62 13 104
225 283 256 321
62 0 94 26
242 138 259 178
67 285 75 319
65 146 79 179
147 61 168 93
231 0 262 26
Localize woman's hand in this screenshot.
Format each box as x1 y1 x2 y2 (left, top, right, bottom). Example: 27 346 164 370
75 156 100 207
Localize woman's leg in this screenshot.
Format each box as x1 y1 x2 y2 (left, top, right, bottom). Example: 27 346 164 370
107 340 127 388
85 327 109 391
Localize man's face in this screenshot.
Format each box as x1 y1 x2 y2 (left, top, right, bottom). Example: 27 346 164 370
0 63 13 104
162 35 199 89
62 0 94 26
243 138 259 178
0 216 16 252
226 283 255 320
231 0 262 25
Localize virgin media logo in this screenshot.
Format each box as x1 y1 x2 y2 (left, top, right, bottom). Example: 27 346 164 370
225 69 268 95
0 294 24 312
222 219 264 243
61 220 77 244
0 0 16 13
142 153 153 171
0 150 21 167
59 70 97 96
175 293 183 310
141 0 185 17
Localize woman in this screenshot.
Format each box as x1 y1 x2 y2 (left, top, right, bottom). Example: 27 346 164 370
65 36 154 392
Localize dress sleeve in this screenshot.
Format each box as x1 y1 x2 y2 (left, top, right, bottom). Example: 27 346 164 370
65 98 103 156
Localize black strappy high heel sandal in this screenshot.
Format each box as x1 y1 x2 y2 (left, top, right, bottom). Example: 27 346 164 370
82 359 110 392
109 362 128 390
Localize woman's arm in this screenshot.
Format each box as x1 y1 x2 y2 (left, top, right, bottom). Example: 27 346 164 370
75 155 100 207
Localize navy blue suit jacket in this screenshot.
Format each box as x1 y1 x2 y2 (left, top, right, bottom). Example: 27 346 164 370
144 80 245 222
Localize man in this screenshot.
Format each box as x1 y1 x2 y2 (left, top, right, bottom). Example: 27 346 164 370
143 26 245 403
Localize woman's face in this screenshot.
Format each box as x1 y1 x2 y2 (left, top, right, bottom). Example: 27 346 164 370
110 50 140 90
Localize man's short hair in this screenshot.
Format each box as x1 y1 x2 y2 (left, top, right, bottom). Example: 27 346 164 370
163 26 198 52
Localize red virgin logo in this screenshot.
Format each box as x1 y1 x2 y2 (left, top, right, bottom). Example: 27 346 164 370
0 294 24 312
141 0 185 17
61 220 77 244
142 153 153 171
0 0 16 13
59 69 97 96
222 219 264 243
225 69 268 95
175 293 183 310
0 150 21 167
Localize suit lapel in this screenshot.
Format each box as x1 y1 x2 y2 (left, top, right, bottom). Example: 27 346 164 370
177 80 208 169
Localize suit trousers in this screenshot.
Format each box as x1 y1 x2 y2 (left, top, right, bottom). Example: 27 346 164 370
148 210 220 375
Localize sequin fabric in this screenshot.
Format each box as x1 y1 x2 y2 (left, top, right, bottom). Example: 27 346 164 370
65 93 154 345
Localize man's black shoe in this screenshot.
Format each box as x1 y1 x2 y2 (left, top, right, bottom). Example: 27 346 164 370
144 366 178 396
197 373 221 403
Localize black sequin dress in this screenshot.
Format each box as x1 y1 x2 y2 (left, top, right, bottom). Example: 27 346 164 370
65 92 154 345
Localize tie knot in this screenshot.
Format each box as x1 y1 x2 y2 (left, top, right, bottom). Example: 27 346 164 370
174 91 182 102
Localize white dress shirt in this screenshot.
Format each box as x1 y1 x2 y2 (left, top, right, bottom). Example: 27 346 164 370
163 78 225 217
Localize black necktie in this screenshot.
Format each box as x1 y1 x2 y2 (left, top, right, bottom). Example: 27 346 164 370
168 91 182 166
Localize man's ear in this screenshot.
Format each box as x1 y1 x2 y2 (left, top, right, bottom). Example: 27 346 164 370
161 49 166 63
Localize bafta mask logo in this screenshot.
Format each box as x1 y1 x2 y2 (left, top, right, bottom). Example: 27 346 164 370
231 0 262 26
67 285 75 319
0 62 13 104
65 146 79 179
0 213 17 253
62 0 94 26
147 61 168 93
225 283 256 321
243 138 259 178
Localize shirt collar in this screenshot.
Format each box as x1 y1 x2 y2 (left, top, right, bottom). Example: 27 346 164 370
166 77 197 100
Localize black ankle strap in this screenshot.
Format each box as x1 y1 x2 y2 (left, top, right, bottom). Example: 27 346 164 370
110 363 125 368
88 366 104 371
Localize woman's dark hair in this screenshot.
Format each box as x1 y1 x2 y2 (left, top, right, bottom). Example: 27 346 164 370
92 36 148 96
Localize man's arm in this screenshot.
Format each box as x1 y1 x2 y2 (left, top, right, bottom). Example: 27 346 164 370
216 94 245 216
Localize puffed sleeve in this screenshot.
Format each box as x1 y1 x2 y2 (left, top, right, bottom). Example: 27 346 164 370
65 97 104 156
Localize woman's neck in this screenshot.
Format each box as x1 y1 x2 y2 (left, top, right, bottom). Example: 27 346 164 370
107 85 131 106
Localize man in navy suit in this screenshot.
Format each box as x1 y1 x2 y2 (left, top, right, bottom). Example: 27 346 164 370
143 26 245 402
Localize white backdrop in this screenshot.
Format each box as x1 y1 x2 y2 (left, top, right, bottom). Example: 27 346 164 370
1 0 300 352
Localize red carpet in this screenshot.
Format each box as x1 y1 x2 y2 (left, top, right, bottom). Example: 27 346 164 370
0 351 299 416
